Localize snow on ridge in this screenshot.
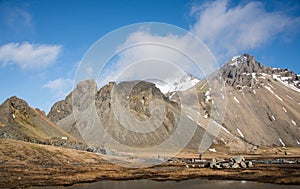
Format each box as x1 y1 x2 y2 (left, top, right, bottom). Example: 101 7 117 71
205 90 211 102
271 115 276 121
191 78 200 85
282 107 287 113
208 148 217 153
252 73 257 81
231 56 240 62
156 83 172 94
268 83 275 89
277 78 300 93
169 92 176 100
264 86 283 102
187 115 193 121
279 138 286 147
286 95 293 100
275 94 283 102
292 120 297 126
233 96 240 104
155 72 200 94
212 120 232 136
220 138 227 144
236 128 244 138
264 86 274 94
242 72 251 76
296 139 300 145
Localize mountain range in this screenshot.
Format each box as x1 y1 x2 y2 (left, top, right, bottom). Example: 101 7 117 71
0 54 299 154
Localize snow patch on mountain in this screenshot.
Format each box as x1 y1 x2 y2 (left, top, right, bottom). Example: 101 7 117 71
286 95 293 100
212 120 232 136
282 107 287 113
279 138 286 147
233 96 240 104
208 148 217 152
237 128 244 138
154 72 200 94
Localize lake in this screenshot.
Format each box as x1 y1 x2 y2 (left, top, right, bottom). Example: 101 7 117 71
32 179 300 189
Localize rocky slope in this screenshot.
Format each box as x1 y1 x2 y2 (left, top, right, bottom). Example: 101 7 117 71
210 54 300 149
48 80 208 153
47 54 300 153
0 96 85 149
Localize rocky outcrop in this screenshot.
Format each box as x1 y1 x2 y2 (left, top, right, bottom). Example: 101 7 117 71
209 156 253 169
48 80 187 148
48 80 97 123
220 54 299 88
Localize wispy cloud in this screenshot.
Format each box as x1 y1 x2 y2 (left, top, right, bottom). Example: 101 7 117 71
43 78 73 99
7 7 32 29
0 42 62 69
0 2 34 32
190 0 300 63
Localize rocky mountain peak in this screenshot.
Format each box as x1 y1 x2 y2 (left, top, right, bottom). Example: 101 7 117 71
7 96 30 112
0 96 43 125
220 54 299 89
228 54 264 72
0 96 84 149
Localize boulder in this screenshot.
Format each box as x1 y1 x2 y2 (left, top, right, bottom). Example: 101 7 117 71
231 156 245 164
215 158 225 163
232 163 240 168
240 161 247 168
210 158 217 168
247 161 253 168
222 163 230 168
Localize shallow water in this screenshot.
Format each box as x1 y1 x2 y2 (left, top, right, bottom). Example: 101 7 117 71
32 179 300 189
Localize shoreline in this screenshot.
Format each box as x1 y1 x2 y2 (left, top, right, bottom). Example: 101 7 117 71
1 138 300 188
2 161 300 188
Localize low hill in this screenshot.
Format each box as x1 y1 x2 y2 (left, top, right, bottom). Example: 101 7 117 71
0 96 85 149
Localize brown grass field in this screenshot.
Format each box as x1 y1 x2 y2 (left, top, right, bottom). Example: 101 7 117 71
1 138 300 188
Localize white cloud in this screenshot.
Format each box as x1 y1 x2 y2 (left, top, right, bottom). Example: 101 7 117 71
43 78 73 99
190 0 300 63
97 30 216 87
0 42 62 69
90 0 300 88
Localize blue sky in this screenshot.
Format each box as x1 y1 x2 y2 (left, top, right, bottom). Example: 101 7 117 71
0 0 300 113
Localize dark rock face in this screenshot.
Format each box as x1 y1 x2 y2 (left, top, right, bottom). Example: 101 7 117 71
220 54 261 87
220 54 299 88
47 80 193 149
47 94 73 123
48 80 97 123
114 81 167 120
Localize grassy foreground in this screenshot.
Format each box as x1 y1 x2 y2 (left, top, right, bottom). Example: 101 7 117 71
1 138 300 188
